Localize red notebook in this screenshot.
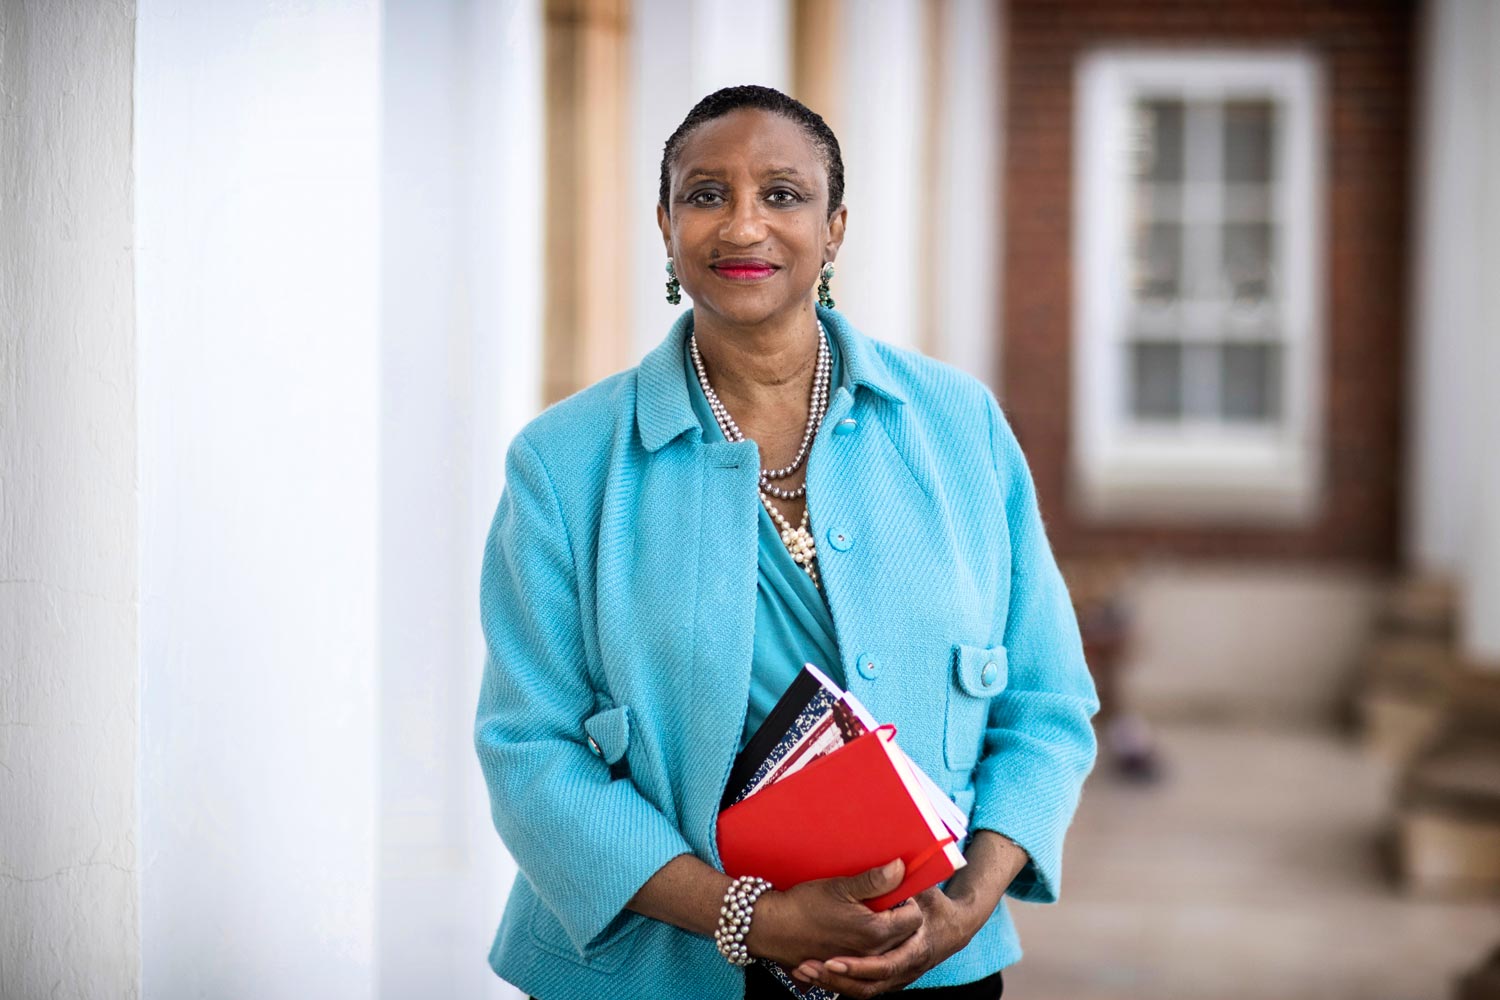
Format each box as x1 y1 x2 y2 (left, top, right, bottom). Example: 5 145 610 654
717 725 965 911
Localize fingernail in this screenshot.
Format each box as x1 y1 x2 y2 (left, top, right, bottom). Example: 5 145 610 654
827 960 849 974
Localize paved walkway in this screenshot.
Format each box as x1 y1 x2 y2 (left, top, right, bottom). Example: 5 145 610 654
1004 721 1500 1000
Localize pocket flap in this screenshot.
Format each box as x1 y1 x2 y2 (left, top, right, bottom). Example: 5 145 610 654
583 704 631 765
953 644 1008 699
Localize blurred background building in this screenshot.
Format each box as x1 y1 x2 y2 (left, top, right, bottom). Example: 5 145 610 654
3 0 1499 998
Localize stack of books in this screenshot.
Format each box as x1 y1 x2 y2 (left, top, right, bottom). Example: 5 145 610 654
717 664 970 995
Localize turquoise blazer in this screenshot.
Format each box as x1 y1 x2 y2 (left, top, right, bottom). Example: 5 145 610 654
474 305 1100 1000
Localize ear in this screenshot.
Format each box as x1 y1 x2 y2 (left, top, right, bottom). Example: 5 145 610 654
656 202 672 255
824 203 848 261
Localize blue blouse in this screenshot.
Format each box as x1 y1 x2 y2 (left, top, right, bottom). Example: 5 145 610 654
682 328 846 749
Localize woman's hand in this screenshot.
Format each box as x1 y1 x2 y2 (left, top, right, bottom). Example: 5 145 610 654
784 884 977 997
743 859 926 969
788 830 1031 997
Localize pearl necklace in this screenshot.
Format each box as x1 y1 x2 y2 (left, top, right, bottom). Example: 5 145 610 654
690 324 830 501
690 322 832 587
759 488 821 589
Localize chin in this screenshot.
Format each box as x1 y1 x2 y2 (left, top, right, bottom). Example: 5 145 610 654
696 291 808 329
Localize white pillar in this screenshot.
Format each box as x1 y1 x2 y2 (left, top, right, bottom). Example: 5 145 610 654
931 0 1003 387
836 0 927 352
1408 0 1487 577
1408 0 1500 665
378 0 538 996
0 3 141 996
465 8 543 995
135 2 383 996
1460 0 1500 663
630 0 792 361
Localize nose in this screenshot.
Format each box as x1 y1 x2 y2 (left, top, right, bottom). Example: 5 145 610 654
720 192 769 246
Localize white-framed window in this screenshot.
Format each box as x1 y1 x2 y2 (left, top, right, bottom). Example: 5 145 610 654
1072 50 1325 523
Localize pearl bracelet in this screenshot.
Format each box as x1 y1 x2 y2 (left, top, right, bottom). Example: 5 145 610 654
714 875 774 967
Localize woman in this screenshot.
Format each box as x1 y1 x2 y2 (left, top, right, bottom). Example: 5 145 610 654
474 85 1099 1000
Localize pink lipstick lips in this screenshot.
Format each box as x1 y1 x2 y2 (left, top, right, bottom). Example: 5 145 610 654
712 260 778 281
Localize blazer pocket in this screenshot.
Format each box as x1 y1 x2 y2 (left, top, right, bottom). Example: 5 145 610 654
944 644 1008 772
583 703 632 779
528 893 646 974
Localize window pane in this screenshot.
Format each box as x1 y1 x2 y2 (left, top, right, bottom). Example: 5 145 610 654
1221 343 1282 421
1133 100 1184 183
1224 100 1275 184
1182 343 1221 420
1130 342 1183 419
1133 222 1182 301
1223 222 1273 302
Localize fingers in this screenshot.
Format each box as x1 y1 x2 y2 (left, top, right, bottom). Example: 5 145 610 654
868 897 924 950
838 857 905 903
796 926 933 998
787 861 921 960
817 896 920 958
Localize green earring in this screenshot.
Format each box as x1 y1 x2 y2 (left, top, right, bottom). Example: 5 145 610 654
665 257 682 305
817 262 835 309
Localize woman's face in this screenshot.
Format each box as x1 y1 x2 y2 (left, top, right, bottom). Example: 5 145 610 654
658 108 846 331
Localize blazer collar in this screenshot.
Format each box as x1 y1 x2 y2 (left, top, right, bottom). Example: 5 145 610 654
636 304 908 453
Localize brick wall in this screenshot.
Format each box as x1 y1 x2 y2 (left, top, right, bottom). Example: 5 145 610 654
1003 0 1414 566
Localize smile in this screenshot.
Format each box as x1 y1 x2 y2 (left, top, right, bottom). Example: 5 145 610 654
712 263 779 282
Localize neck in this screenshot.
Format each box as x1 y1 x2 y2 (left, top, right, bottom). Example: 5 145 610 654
691 303 822 410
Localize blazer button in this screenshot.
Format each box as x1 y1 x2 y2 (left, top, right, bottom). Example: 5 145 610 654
856 654 880 680
833 418 858 436
827 528 854 552
981 661 1000 686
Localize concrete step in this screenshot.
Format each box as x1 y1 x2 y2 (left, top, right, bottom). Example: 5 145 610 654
1397 665 1500 897
1377 574 1458 642
1354 631 1455 766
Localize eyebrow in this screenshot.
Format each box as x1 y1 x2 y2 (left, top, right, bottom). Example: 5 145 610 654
680 166 811 184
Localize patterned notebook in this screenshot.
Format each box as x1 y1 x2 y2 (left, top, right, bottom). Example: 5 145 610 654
722 664 871 999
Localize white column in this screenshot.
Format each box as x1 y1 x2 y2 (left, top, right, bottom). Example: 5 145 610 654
630 0 792 361
1408 0 1487 577
1409 0 1500 665
931 0 1003 387
464 3 544 991
486 0 547 456
378 0 537 996
1460 0 1500 663
0 2 140 997
835 0 926 352
467 9 542 995
135 2 383 996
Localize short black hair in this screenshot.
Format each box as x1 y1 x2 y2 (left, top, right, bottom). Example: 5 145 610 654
658 85 845 220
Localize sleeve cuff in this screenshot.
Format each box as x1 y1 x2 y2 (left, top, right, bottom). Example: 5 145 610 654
969 719 1098 904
